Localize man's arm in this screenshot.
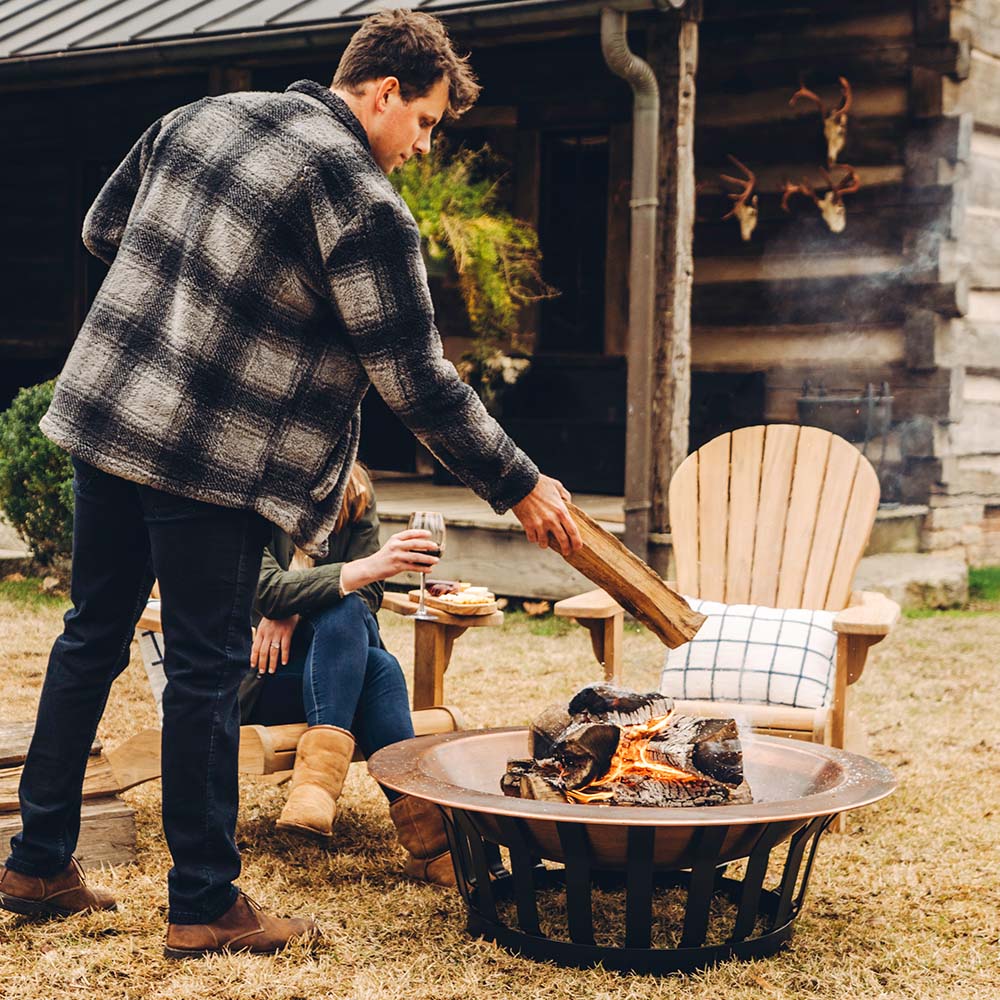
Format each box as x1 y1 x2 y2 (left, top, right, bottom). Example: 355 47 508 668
82 117 165 265
324 198 581 553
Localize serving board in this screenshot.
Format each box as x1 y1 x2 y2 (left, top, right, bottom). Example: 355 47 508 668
407 590 499 617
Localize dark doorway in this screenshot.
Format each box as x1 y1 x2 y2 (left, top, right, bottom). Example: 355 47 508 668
689 371 767 452
538 132 609 355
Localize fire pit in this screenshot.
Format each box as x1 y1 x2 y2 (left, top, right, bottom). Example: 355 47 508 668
369 729 895 974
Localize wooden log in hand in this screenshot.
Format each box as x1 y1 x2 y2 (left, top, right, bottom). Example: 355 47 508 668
562 503 706 648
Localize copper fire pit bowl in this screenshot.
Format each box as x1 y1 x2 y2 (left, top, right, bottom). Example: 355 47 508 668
369 728 895 974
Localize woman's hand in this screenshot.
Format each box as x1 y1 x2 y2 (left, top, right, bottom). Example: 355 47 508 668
341 529 440 592
251 614 300 675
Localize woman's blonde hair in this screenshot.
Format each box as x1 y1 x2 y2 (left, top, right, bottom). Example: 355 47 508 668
290 462 372 570
333 461 373 534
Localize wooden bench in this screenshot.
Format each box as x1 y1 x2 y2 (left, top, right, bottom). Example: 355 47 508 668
109 588 505 790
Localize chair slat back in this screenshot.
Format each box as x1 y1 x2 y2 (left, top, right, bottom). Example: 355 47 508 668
668 424 880 611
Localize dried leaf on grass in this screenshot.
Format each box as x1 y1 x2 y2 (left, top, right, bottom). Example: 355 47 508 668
521 600 551 617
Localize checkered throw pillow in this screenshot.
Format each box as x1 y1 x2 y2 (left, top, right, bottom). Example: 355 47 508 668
660 598 837 709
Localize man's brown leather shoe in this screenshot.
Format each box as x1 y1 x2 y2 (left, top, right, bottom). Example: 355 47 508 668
0 858 117 917
164 891 320 959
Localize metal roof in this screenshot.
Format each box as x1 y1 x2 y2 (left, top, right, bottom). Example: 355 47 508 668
0 0 683 74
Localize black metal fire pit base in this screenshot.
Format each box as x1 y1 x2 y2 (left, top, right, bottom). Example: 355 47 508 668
443 808 833 975
369 729 895 976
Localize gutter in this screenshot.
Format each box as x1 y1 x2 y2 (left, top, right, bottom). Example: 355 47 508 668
0 0 678 84
601 5 670 562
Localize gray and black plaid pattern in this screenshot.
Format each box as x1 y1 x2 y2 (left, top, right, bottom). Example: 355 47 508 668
41 81 538 557
660 598 838 710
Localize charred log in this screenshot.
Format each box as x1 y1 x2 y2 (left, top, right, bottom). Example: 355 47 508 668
549 722 621 789
568 683 674 726
530 704 573 759
501 758 535 798
644 716 746 788
577 776 752 808
520 772 568 802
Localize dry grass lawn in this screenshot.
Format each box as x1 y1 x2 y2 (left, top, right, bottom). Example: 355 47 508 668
1 588 998 999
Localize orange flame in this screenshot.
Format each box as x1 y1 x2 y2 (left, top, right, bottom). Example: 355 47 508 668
568 711 696 803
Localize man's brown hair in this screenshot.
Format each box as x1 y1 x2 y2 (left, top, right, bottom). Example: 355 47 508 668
333 9 481 120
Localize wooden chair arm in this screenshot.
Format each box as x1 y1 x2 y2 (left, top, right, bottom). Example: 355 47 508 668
833 591 900 636
553 589 622 619
379 591 417 616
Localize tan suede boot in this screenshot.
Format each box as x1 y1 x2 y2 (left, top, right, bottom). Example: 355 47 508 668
164 891 320 959
388 794 458 887
0 858 116 917
275 724 354 838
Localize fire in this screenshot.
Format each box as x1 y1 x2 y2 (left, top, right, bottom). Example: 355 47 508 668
566 711 696 803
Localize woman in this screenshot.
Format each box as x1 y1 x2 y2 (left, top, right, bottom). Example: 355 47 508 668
238 463 454 885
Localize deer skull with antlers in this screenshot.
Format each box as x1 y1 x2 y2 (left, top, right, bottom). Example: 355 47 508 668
790 76 852 166
720 154 758 242
781 165 861 233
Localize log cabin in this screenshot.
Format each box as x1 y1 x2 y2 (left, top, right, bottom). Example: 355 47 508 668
1 0 998 576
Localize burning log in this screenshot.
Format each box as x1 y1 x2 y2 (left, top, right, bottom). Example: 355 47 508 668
570 775 748 808
505 685 752 808
568 683 673 726
529 704 573 759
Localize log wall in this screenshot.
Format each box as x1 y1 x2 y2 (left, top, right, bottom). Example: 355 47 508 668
0 73 210 408
690 0 1000 561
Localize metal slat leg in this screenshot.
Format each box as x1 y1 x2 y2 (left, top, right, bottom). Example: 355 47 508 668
455 810 499 925
625 826 656 949
680 826 729 949
730 822 790 942
495 815 542 937
556 822 595 946
790 816 832 914
773 818 823 928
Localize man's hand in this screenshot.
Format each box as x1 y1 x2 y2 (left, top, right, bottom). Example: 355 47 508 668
512 474 583 556
251 615 300 675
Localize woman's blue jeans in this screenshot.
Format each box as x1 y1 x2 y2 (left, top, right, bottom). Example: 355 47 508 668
247 595 414 798
6 458 269 925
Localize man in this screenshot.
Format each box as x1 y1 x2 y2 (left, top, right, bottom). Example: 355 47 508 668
0 10 581 958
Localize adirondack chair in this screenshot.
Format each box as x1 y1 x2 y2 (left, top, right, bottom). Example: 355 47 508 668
554 424 900 752
107 587 502 792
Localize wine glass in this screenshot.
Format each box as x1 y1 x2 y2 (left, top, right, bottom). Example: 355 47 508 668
408 511 446 620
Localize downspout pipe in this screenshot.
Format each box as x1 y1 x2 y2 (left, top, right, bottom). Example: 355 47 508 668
601 8 659 563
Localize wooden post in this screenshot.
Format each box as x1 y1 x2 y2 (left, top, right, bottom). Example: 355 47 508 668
647 9 699 577
412 620 468 709
580 614 624 685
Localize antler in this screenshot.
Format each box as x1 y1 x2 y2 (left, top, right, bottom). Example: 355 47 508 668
820 164 860 203
789 81 825 116
781 177 818 213
719 154 759 242
833 76 852 119
719 154 756 219
791 76 853 164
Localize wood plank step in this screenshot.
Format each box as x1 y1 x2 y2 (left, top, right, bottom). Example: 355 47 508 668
0 752 118 814
0 723 102 769
0 798 136 871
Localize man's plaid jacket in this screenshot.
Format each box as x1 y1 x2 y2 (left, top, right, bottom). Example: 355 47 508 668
41 80 539 556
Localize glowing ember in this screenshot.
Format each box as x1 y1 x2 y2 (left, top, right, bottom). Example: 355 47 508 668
567 712 697 803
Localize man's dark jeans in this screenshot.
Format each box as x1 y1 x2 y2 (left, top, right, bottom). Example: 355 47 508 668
5 457 269 924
